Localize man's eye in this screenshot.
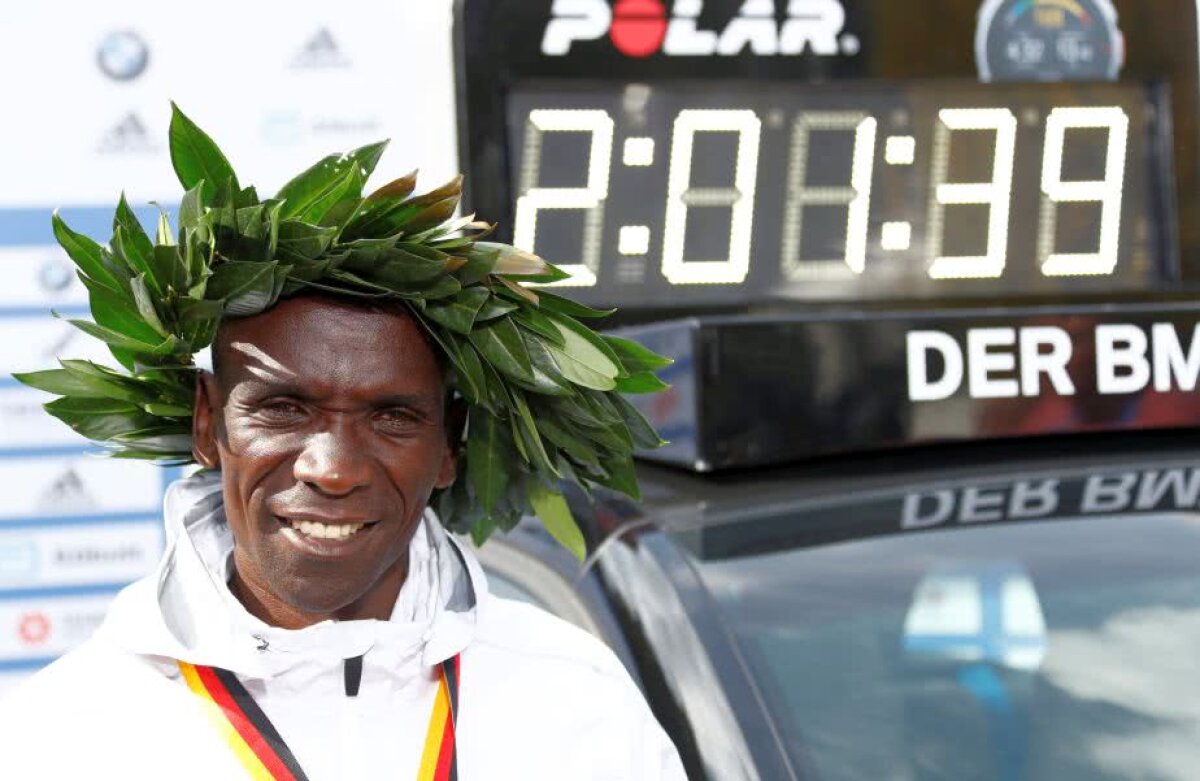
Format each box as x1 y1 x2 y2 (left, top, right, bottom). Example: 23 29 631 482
258 401 305 421
376 409 420 431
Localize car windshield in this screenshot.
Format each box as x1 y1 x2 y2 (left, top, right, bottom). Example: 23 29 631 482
695 512 1200 781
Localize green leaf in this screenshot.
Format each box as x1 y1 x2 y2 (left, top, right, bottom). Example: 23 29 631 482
512 308 566 347
602 335 674 373
555 395 608 430
129 276 167 337
113 195 159 291
152 245 186 292
519 331 574 396
591 454 641 500
424 287 489 335
44 396 159 442
277 220 337 261
544 318 620 391
169 103 239 204
393 196 458 235
475 242 552 276
141 402 193 417
447 333 490 408
206 261 278 315
476 296 518 322
366 169 418 201
348 140 390 182
80 275 164 345
466 411 510 513
535 415 600 466
511 389 558 476
277 155 364 224
12 368 123 400
528 482 586 562
368 248 448 286
66 318 163 358
154 207 174 247
535 290 616 319
611 393 666 449
452 248 499 286
550 314 626 375
614 371 670 394
468 318 534 383
51 212 121 291
178 181 206 231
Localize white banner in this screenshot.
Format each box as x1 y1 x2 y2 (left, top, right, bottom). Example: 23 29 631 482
0 522 161 590
0 386 87 449
0 1 458 208
0 455 163 521
0 593 114 661
0 317 117 378
0 247 88 309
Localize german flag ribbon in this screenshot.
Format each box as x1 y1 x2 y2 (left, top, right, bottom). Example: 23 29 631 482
178 655 461 781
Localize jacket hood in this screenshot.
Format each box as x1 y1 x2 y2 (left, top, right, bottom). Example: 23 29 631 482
95 471 489 679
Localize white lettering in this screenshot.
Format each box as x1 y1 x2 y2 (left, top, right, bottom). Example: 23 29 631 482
1135 468 1200 510
1082 472 1137 513
663 0 719 55
902 491 955 529
717 0 779 55
960 487 1005 523
1152 323 1200 392
1096 324 1150 394
542 0 611 55
1020 326 1075 397
1009 479 1060 519
780 0 845 55
968 328 1019 399
907 331 964 402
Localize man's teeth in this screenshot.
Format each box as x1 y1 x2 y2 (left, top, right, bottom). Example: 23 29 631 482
287 519 367 540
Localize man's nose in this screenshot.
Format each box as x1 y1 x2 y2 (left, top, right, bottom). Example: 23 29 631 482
294 429 371 496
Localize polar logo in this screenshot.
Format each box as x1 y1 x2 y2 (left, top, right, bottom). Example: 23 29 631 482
542 0 857 58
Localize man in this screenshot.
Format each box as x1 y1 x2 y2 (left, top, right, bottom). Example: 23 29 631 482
0 107 685 779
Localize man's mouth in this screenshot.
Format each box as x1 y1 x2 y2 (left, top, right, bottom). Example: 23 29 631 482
277 516 378 541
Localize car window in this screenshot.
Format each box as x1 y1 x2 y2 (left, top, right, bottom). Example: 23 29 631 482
695 513 1200 781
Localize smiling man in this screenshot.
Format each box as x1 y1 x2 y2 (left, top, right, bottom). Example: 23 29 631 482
0 108 685 780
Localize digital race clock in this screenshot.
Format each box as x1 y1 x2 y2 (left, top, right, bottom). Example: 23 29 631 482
454 0 1200 311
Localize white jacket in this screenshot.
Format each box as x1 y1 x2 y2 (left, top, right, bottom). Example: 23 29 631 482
0 473 687 780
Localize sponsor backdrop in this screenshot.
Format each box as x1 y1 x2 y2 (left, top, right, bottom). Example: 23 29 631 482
0 1 458 698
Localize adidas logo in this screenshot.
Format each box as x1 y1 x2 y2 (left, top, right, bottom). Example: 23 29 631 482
292 28 350 69
37 468 94 513
97 112 157 154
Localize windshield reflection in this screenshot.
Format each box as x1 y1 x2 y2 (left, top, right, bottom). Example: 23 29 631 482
695 513 1200 781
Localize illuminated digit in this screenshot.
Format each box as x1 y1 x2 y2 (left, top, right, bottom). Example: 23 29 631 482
781 112 878 280
513 109 614 287
927 108 1017 280
661 110 762 285
1039 106 1129 277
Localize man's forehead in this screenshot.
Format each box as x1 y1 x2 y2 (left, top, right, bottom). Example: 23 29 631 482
215 295 444 390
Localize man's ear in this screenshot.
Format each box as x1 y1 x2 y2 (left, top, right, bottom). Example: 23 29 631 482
436 397 466 488
192 372 222 469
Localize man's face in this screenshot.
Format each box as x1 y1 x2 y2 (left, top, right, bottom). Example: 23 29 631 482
192 296 456 619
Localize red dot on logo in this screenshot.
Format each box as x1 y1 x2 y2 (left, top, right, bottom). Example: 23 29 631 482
610 0 668 57
18 612 51 646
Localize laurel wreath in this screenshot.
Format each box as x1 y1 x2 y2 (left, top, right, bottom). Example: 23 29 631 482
13 104 670 557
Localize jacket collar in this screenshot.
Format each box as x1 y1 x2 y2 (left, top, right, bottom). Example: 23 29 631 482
96 472 488 679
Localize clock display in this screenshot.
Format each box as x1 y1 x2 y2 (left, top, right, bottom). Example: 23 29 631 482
506 81 1172 306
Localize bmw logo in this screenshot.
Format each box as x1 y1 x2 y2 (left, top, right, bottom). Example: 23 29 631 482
97 30 149 82
38 257 74 293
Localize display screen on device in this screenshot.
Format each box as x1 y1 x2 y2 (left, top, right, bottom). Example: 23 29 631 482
507 81 1172 305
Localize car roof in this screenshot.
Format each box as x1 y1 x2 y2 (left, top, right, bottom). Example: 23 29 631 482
611 429 1200 555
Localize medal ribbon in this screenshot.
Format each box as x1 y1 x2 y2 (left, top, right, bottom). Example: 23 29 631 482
178 655 460 781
